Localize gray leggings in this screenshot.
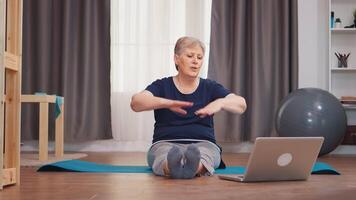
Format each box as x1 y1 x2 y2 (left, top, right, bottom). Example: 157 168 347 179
147 140 221 176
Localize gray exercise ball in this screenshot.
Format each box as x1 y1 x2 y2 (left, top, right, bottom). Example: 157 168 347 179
275 88 347 156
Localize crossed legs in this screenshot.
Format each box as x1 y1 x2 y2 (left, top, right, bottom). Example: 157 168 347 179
147 141 221 179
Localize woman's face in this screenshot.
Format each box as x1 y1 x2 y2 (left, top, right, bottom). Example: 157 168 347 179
174 45 204 78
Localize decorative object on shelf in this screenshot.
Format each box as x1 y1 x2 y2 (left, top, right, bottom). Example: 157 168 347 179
340 96 356 109
344 24 356 28
354 9 356 27
331 11 335 28
344 9 356 28
335 52 350 68
340 96 356 104
335 18 342 28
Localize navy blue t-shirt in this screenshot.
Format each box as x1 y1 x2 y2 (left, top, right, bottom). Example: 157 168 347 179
145 77 230 144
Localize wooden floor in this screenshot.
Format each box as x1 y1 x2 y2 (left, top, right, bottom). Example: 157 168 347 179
1 152 356 200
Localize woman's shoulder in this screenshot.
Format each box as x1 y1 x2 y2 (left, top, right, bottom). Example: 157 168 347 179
200 77 220 86
150 76 173 84
146 76 173 95
200 78 229 91
200 78 231 97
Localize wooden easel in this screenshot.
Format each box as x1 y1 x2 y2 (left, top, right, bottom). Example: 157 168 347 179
1 0 22 189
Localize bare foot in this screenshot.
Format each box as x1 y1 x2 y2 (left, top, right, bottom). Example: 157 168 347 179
163 161 170 176
196 162 207 176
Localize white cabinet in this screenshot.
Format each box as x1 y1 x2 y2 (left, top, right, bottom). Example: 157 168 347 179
329 0 356 110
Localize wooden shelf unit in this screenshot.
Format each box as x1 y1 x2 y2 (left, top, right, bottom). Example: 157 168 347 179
1 0 22 190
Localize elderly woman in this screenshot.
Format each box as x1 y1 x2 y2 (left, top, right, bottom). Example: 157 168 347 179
130 36 246 179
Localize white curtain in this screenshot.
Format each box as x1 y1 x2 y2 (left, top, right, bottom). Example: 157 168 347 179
111 0 212 150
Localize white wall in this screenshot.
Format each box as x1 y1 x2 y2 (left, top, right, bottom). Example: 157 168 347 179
298 0 329 89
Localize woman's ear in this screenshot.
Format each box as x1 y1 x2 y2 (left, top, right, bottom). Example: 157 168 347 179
174 54 179 66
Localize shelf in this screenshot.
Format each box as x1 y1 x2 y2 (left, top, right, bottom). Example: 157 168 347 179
331 28 356 34
343 104 356 110
331 68 356 72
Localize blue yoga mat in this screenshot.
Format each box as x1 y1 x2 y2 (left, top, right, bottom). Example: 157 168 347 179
37 160 340 175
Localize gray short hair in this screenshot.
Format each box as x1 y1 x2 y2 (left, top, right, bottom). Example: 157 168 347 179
174 36 205 70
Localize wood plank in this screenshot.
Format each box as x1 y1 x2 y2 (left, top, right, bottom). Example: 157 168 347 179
2 168 16 186
55 100 64 158
1 152 356 199
0 0 5 190
39 103 49 161
21 94 56 103
4 70 21 183
4 0 23 185
4 51 19 71
6 0 22 54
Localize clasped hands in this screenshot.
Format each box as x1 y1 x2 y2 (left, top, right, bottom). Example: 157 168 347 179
167 99 223 118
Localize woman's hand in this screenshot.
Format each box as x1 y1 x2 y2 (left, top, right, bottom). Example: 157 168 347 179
131 90 193 114
194 94 247 118
166 100 193 115
194 99 223 118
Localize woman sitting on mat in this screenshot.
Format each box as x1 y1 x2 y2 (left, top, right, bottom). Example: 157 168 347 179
130 36 247 179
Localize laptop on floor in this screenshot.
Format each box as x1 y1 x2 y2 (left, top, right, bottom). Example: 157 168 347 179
218 137 324 182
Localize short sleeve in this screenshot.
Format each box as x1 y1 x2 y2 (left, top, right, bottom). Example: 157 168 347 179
145 79 163 97
210 81 231 100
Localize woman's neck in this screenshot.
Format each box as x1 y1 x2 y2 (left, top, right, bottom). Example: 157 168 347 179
174 74 200 94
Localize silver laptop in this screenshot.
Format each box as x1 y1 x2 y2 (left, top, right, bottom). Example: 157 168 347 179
218 137 324 182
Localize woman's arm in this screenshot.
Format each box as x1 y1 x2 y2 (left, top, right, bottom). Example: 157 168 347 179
195 93 247 117
219 93 247 114
130 90 193 115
